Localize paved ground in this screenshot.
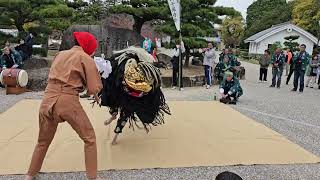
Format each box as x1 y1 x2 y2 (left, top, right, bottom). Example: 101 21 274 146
0 61 319 180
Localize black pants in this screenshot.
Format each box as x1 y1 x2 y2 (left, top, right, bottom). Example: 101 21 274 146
271 68 283 87
172 68 183 87
286 65 294 84
259 68 268 81
293 69 305 91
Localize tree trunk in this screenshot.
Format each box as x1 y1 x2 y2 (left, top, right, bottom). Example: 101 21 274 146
184 47 190 67
133 17 144 35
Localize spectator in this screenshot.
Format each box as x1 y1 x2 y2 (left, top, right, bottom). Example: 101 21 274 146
291 44 310 93
215 55 231 84
219 49 229 62
305 55 318 88
228 49 241 77
24 32 34 48
284 49 291 76
202 42 217 89
219 71 243 105
0 46 23 69
142 37 152 54
155 37 161 48
285 49 294 85
24 32 34 56
171 40 185 90
15 39 31 61
270 48 285 88
259 49 271 82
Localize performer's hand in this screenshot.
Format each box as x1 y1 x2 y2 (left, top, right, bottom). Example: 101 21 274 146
90 94 101 108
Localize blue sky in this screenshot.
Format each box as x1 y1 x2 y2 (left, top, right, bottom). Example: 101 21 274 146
215 0 255 18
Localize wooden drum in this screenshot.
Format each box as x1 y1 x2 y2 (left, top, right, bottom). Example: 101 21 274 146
0 68 28 87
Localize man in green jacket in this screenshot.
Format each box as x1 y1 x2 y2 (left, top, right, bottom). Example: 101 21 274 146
292 44 310 92
219 71 243 105
270 48 285 88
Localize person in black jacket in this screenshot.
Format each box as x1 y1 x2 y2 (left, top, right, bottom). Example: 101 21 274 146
15 39 31 61
171 40 185 90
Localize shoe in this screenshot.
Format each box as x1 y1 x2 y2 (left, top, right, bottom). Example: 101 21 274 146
229 99 237 105
171 86 177 90
277 86 280 89
306 85 308 87
310 87 313 88
180 88 184 91
206 85 211 89
269 85 275 88
291 88 297 92
299 90 303 93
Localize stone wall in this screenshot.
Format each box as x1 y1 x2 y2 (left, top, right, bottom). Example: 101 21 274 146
23 57 50 91
60 25 143 58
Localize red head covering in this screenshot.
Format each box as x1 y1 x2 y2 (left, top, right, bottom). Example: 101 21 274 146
73 32 97 56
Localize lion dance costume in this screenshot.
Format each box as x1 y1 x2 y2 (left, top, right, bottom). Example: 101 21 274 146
100 47 171 134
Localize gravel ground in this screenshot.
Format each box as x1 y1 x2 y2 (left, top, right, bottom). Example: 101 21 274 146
0 61 319 180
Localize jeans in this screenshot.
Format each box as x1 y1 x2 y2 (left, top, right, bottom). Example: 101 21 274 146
271 68 283 87
293 69 305 91
204 65 212 85
259 68 268 81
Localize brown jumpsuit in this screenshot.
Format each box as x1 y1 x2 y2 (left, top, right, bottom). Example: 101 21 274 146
27 46 102 179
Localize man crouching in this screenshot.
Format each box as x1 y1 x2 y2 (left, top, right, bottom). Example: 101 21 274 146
219 71 243 105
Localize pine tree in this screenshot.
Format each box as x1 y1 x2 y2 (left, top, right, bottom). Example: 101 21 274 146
0 0 73 32
110 0 169 34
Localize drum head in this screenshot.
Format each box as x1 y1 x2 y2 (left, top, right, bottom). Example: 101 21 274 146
18 70 28 87
0 70 3 85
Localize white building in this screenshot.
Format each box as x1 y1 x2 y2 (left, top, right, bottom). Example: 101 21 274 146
244 22 319 55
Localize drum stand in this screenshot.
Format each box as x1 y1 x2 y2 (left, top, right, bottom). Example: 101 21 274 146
6 86 27 95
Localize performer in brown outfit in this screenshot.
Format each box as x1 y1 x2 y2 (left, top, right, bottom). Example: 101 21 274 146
25 32 102 180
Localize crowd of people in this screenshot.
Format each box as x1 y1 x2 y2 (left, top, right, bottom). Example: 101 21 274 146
169 42 244 104
259 44 320 92
0 32 34 69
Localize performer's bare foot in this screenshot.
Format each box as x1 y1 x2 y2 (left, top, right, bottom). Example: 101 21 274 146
24 175 34 180
104 113 117 126
111 133 119 145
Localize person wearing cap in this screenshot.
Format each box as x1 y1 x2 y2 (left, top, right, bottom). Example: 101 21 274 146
219 71 243 105
25 32 103 180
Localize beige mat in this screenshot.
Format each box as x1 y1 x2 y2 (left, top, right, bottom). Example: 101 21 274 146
0 100 319 175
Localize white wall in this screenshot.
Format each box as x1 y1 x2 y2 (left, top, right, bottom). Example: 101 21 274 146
249 29 315 55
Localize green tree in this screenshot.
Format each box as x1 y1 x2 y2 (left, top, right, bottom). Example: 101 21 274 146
159 0 240 66
245 0 292 38
0 0 73 32
292 0 320 36
110 0 169 34
66 0 108 25
284 35 300 51
221 16 245 48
